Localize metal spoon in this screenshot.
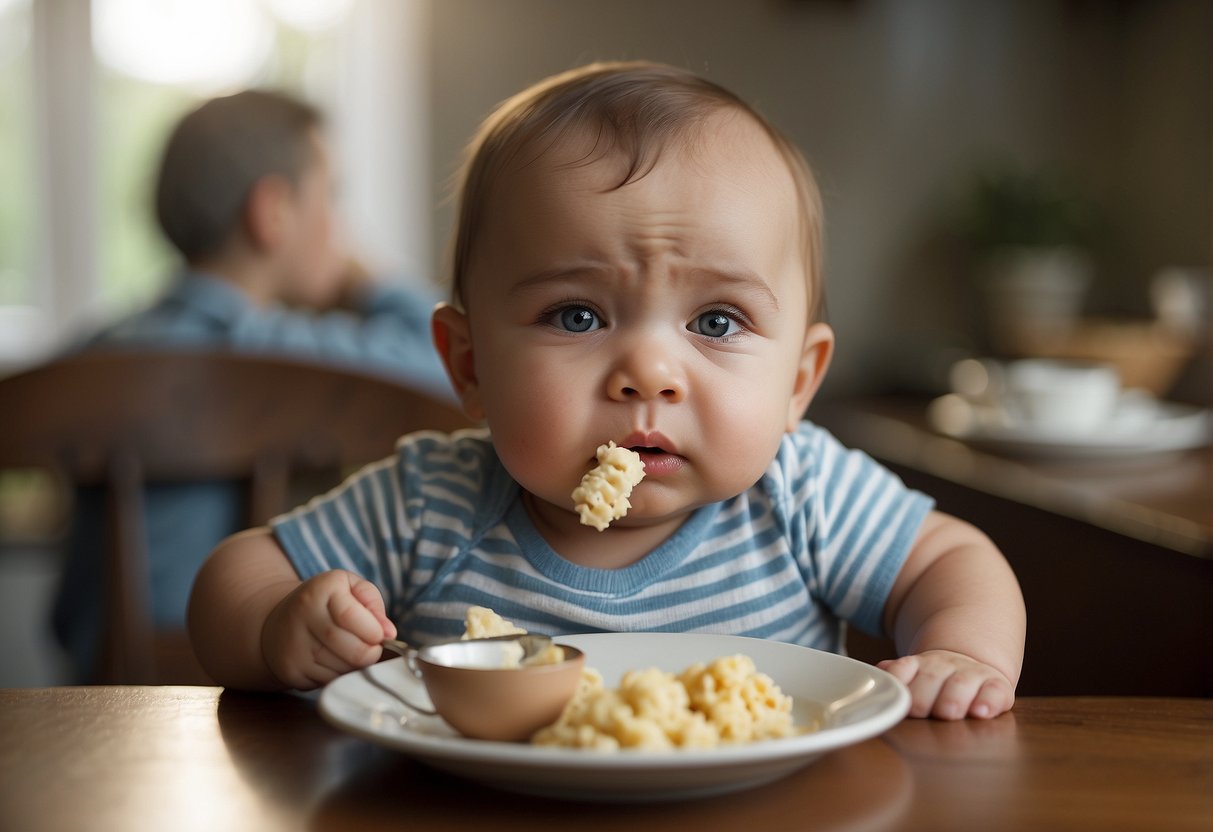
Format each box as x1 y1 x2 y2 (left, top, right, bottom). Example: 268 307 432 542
380 633 557 667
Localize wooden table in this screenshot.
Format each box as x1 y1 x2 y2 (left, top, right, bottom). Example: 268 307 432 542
1 687 1210 832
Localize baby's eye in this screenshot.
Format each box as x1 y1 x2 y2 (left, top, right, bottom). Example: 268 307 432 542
690 311 741 338
551 305 601 333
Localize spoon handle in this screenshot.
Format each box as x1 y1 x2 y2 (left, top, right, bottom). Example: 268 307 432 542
380 637 414 657
375 638 438 716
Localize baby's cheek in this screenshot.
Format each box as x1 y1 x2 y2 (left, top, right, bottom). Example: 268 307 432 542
489 419 583 508
702 423 782 497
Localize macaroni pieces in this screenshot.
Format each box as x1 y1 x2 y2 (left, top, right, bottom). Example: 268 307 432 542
462 606 526 640
679 656 795 743
459 606 800 748
532 654 796 750
461 605 564 666
571 442 645 531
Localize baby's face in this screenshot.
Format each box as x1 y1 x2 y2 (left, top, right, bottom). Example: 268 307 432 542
445 111 832 537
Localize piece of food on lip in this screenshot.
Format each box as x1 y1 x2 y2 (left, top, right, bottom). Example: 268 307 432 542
570 441 646 531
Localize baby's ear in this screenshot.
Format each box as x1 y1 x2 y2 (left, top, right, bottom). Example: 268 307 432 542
786 322 834 431
432 303 485 421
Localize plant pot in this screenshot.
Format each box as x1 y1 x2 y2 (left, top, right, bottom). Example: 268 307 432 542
980 245 1093 352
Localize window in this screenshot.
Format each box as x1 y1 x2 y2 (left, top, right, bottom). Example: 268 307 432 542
1 0 430 366
0 0 33 308
91 0 353 312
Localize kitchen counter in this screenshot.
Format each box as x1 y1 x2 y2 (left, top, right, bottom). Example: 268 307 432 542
813 396 1213 697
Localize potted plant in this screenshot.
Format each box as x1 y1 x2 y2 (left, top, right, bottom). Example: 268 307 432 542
959 166 1098 351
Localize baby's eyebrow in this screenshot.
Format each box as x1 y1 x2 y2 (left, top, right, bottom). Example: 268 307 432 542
508 264 611 295
507 263 781 311
686 267 781 311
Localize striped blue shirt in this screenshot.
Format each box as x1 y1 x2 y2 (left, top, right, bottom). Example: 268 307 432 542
271 422 934 653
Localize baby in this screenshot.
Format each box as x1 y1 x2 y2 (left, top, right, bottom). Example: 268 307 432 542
189 61 1025 720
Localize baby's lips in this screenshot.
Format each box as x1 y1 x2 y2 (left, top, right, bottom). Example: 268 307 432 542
620 431 677 454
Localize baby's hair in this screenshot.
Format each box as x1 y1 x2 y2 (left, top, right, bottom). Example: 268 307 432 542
155 89 323 263
449 60 826 322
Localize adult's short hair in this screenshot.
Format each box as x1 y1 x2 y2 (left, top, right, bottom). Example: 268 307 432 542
154 89 323 262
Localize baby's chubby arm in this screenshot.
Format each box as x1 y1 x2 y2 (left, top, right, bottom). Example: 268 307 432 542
879 511 1026 720
188 528 396 691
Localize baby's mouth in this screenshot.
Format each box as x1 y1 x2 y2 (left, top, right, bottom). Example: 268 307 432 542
621 431 677 457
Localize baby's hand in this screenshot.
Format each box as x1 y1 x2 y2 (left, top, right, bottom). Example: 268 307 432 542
878 650 1015 720
261 570 396 690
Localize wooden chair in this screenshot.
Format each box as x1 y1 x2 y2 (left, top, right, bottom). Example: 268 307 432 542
0 348 472 684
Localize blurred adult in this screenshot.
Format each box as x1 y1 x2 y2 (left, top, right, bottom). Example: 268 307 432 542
52 89 451 679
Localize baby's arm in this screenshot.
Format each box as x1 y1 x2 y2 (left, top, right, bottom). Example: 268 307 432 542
879 511 1026 720
188 528 396 691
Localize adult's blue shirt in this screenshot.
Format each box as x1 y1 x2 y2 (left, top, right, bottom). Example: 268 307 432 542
51 271 455 678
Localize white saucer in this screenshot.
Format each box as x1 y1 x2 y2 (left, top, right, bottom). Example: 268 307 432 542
928 393 1210 459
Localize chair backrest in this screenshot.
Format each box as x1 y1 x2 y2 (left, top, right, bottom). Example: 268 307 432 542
0 348 473 683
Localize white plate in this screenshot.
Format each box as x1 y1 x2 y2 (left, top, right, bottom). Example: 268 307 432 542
319 632 910 802
928 395 1211 459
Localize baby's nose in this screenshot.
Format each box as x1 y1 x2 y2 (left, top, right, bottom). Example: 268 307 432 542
606 347 686 403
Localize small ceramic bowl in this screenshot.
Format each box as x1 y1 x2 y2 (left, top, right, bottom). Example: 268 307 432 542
384 637 585 742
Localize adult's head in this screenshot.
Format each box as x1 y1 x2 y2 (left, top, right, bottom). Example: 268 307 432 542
155 89 346 307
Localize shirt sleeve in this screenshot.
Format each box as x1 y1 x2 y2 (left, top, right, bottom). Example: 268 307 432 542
269 429 503 621
777 422 935 637
270 451 414 614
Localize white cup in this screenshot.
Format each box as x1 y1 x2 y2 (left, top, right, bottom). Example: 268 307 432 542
1000 359 1121 433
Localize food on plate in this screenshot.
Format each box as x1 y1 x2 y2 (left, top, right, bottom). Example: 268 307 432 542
680 656 797 743
571 441 646 531
458 606 803 748
532 654 800 750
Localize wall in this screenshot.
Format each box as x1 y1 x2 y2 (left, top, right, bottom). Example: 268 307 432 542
425 0 1210 397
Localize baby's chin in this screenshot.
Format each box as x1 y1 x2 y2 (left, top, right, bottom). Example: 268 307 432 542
589 488 724 531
